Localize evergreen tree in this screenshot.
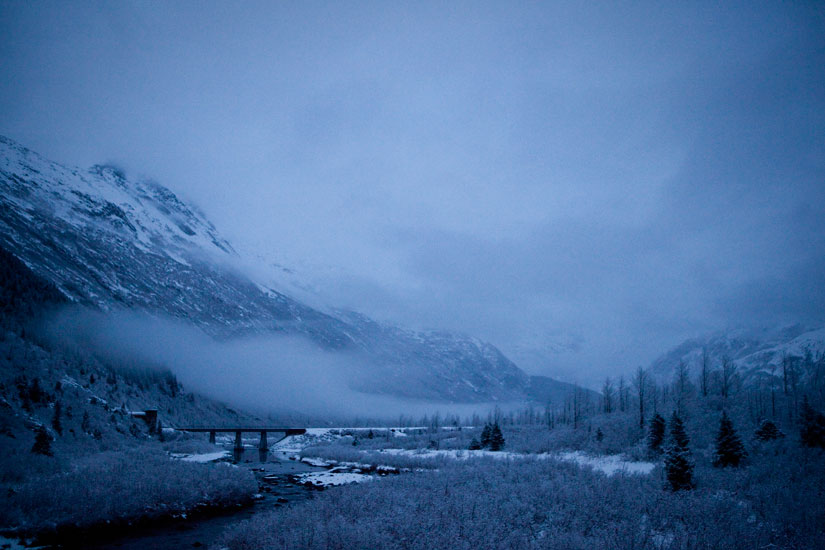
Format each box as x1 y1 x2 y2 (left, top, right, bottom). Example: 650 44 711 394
754 419 784 442
468 437 481 450
81 411 91 433
480 424 492 448
647 413 666 456
663 412 694 491
31 426 53 456
489 423 505 451
799 397 825 449
713 411 747 467
595 427 604 442
52 401 62 436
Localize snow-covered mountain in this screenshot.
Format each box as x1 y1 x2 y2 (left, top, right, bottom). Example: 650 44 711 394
0 135 557 403
649 325 825 385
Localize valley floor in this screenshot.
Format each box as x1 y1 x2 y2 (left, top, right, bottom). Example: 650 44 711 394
217 423 825 550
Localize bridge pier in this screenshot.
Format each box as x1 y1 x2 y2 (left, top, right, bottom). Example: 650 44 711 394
175 427 306 461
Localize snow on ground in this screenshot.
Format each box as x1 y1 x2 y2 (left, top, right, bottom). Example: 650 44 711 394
272 427 420 454
299 457 402 473
276 429 654 478
271 428 340 453
169 451 230 463
556 451 656 476
300 457 333 467
296 470 373 487
340 448 656 476
376 448 515 460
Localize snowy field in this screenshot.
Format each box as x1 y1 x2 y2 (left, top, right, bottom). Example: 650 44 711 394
299 447 654 477
270 428 656 486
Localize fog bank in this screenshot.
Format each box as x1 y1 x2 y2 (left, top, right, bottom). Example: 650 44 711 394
41 308 515 421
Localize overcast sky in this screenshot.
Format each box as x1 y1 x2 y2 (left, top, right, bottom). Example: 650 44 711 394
2 1 823 384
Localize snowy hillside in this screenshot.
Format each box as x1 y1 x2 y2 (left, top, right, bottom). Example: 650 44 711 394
649 325 825 384
0 136 560 403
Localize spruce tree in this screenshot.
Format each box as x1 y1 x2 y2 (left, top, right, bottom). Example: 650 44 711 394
468 437 481 450
81 411 91 433
480 423 492 448
31 426 53 456
595 427 604 442
713 411 747 467
799 397 825 449
754 419 784 442
663 412 694 491
647 413 666 456
489 423 505 451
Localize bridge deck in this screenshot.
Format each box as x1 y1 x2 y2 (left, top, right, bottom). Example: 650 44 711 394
176 427 306 434
176 427 306 448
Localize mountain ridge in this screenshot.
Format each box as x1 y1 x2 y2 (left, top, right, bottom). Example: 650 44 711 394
0 135 582 404
648 324 825 386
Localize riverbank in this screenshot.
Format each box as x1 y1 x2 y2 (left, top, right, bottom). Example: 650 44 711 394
0 447 257 548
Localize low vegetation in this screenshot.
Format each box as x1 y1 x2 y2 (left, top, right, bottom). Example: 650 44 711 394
223 439 824 549
1 447 256 537
0 311 260 540
227 348 825 549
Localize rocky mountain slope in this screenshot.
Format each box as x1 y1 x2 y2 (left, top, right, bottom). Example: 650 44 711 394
0 135 576 404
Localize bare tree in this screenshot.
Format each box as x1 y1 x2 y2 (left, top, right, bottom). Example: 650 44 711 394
601 377 615 414
674 361 692 415
618 376 628 412
633 366 648 429
769 362 777 418
700 347 710 397
720 356 737 399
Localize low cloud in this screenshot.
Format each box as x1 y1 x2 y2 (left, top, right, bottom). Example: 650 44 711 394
40 307 511 421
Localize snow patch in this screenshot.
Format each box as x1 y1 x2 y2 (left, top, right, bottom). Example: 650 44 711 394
359 448 655 476
169 451 231 463
296 471 373 487
557 451 655 476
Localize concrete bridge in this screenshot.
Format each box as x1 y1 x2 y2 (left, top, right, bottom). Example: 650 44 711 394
176 427 306 451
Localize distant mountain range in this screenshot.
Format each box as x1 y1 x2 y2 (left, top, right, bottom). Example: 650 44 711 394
0 135 579 404
649 325 825 386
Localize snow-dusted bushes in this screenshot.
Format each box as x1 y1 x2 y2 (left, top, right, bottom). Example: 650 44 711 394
300 445 453 470
0 447 256 535
221 447 824 550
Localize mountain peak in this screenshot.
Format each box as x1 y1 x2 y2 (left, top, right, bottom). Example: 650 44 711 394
0 137 581 404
